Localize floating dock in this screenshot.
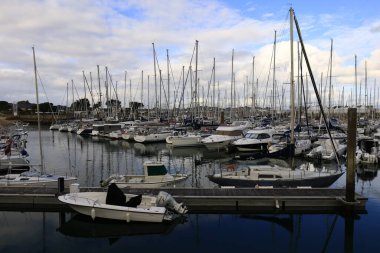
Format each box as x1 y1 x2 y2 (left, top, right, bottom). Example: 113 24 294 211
0 186 368 213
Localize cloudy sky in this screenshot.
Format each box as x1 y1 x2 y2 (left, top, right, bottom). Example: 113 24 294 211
1 0 380 109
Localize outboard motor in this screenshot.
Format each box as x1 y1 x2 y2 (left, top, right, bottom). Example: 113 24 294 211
156 191 187 215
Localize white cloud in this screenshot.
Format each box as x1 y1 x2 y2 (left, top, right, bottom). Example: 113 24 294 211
0 0 379 110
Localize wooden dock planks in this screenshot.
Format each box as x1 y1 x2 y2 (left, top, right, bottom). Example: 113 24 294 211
0 187 368 213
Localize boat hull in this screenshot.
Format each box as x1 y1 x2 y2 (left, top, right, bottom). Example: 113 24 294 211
134 133 171 143
115 175 188 188
207 172 344 188
59 193 167 223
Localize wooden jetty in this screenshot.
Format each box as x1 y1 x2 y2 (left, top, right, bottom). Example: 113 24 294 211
0 186 367 213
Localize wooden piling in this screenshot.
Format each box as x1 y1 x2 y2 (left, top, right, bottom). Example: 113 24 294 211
346 108 356 203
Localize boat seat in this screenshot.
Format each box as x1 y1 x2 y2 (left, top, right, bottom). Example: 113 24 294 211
125 194 142 207
106 183 142 207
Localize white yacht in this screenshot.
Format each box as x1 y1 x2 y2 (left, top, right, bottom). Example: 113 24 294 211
134 128 172 143
232 127 277 152
201 121 252 150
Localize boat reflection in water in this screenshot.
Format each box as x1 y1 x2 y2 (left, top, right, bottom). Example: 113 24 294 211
240 214 294 233
58 213 187 239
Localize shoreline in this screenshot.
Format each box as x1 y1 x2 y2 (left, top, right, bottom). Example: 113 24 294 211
0 114 57 128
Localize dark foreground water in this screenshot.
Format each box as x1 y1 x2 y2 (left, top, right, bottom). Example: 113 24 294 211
1 129 380 253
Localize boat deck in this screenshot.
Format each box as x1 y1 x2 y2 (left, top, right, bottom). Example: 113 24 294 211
0 186 367 213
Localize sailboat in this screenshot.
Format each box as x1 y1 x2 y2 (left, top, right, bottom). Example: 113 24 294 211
0 47 77 187
208 8 345 187
207 163 344 188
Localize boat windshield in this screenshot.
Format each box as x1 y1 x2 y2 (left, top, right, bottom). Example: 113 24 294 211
147 164 168 176
216 130 243 136
245 133 271 139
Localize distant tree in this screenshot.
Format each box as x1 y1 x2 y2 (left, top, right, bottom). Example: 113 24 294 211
106 99 121 108
129 101 144 110
0 101 11 111
39 102 54 112
70 98 90 111
93 102 102 109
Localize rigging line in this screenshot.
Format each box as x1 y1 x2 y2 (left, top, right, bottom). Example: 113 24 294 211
154 50 169 108
83 71 95 106
178 43 197 110
262 36 275 108
203 59 215 113
300 52 311 136
36 70 72 174
294 12 340 167
36 70 57 121
107 70 119 102
72 80 81 102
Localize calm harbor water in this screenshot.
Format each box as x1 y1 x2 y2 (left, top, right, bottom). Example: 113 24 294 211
1 128 380 253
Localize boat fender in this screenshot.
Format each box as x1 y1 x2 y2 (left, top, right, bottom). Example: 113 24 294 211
126 212 130 223
91 208 96 220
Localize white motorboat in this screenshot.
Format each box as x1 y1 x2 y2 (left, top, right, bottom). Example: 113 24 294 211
169 134 203 147
91 123 105 136
294 139 312 156
58 124 69 132
134 128 172 143
306 139 347 160
207 163 344 188
232 127 277 152
0 155 30 174
77 124 93 136
101 161 188 188
201 121 252 150
58 183 187 223
49 123 60 130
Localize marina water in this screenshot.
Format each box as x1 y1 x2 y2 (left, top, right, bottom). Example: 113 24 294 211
1 128 380 253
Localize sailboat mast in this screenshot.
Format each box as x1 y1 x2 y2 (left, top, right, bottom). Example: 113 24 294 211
167 49 170 120
195 40 199 119
148 75 150 121
230 49 234 121
32 47 44 171
213 57 216 119
290 8 295 145
252 56 255 116
153 43 158 119
141 70 144 115
355 55 357 108
365 60 368 117
272 30 277 122
66 83 69 115
328 39 333 118
97 65 102 111
124 71 127 118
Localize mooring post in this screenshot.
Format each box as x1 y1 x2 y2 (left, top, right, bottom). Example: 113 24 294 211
58 177 64 194
346 108 356 203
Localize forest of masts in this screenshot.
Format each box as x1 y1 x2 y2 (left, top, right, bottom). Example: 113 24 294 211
62 37 378 124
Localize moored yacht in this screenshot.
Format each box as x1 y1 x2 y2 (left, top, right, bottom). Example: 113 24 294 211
201 121 252 150
232 127 277 152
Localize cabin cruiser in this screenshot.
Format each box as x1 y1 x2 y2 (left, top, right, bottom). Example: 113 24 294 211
201 121 252 150
134 128 173 143
101 161 188 188
232 127 277 152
